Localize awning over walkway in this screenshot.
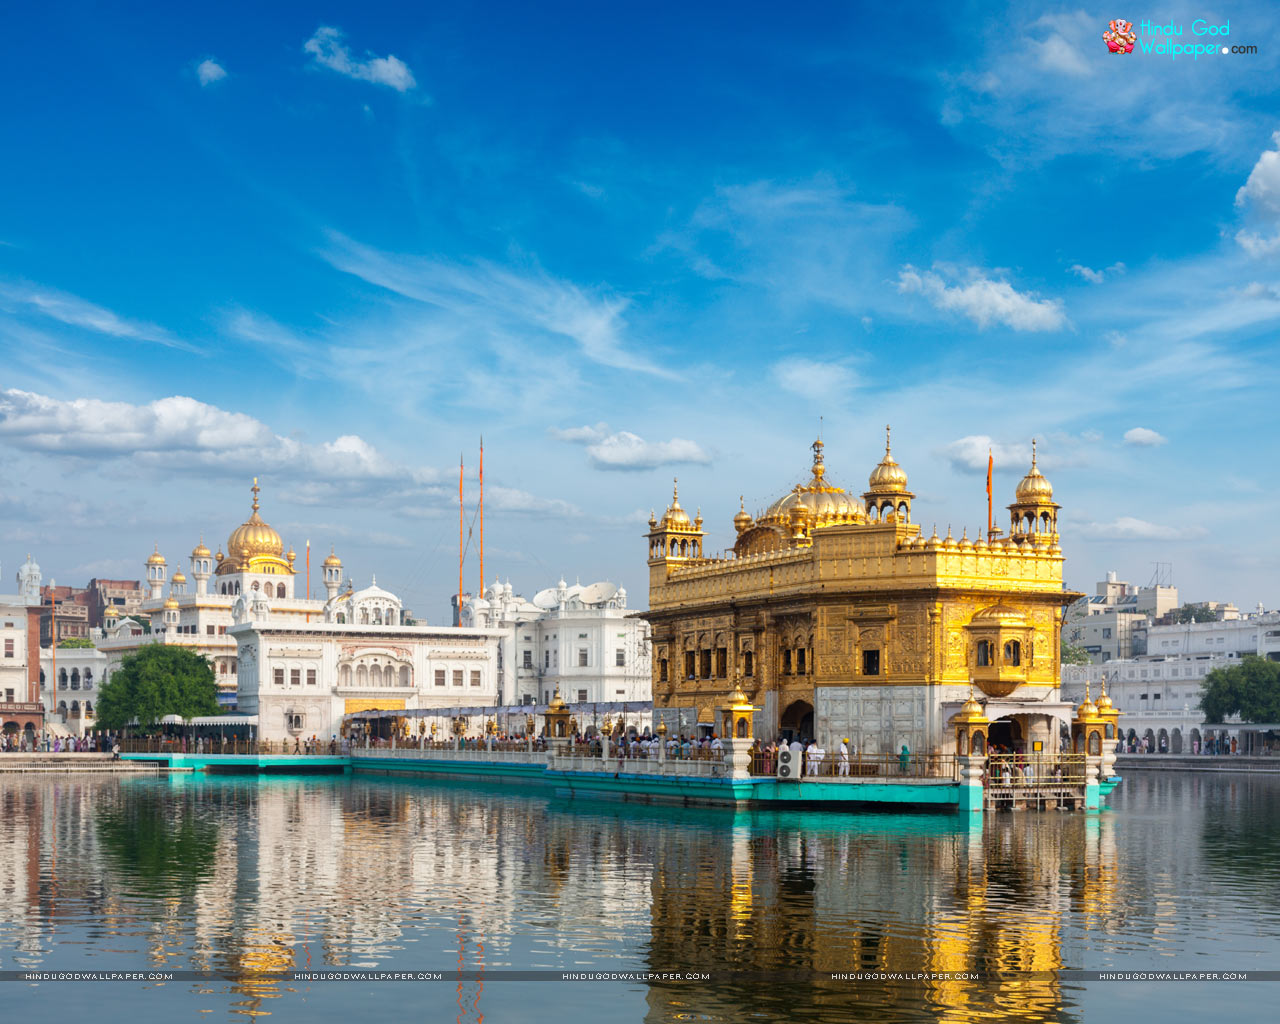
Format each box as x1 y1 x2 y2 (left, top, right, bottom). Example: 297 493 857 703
343 701 653 722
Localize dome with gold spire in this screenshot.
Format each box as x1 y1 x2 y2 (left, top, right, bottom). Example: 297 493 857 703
191 538 211 559
867 425 909 493
216 479 294 576
323 548 343 568
146 546 166 566
658 479 694 530
1015 439 1055 503
759 438 864 528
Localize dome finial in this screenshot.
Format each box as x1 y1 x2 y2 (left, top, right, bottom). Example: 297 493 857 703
811 436 825 480
885 423 892 454
672 477 679 504
1031 437 1038 468
251 477 260 512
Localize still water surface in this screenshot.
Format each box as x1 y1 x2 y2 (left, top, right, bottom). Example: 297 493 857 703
0 770 1277 1022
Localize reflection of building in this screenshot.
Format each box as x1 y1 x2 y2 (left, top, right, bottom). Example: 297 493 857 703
459 578 651 706
644 434 1080 755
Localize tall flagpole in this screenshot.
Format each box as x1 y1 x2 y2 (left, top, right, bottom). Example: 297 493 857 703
458 453 464 623
305 540 311 622
479 436 484 596
986 448 994 537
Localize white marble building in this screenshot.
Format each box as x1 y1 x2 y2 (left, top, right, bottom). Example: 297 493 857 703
459 577 651 707
232 621 502 742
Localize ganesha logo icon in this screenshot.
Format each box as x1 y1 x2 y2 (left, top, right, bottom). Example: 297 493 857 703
1104 19 1137 53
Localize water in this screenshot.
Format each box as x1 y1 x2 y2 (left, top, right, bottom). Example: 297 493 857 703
1 769 1277 1022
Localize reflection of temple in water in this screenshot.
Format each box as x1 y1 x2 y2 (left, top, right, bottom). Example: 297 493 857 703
643 813 1121 1024
2 775 1130 1024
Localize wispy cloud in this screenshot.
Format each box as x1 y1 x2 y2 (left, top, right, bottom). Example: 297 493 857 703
897 265 1068 331
772 357 859 398
304 26 416 92
1123 427 1167 447
1069 262 1125 284
0 279 195 351
552 422 710 471
321 231 670 377
1236 131 1280 255
196 59 226 86
938 435 1033 474
1076 516 1206 541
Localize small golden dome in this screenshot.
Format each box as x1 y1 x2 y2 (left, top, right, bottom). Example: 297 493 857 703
659 479 692 529
191 538 211 558
969 604 1030 628
323 548 342 568
762 438 865 526
1095 692 1114 712
146 546 166 566
171 570 187 584
286 547 297 563
867 425 909 492
1015 439 1054 503
733 496 752 533
163 597 179 610
104 605 119 618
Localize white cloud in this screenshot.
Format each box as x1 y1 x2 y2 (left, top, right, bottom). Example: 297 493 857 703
1123 427 1167 447
773 357 859 398
304 26 416 92
897 265 1068 331
0 279 192 350
1236 132 1280 216
321 231 669 377
549 423 610 443
196 59 226 86
938 435 1032 474
1037 33 1090 76
585 432 710 471
1076 517 1206 541
1070 264 1103 284
551 421 709 471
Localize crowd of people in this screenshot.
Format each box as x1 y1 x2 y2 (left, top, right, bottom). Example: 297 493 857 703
0 731 121 753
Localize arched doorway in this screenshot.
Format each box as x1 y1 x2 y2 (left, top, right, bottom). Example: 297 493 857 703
1171 728 1183 754
987 717 1024 753
779 700 814 742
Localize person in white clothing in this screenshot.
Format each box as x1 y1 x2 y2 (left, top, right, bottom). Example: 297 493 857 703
838 738 850 776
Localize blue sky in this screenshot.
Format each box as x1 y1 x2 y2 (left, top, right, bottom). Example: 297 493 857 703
3 1 1280 618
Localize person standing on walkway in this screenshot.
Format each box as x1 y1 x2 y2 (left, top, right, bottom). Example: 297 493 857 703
838 738 850 776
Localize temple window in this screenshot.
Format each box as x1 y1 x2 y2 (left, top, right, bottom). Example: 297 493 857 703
862 649 880 676
976 640 992 667
743 651 754 677
1004 641 1021 666
699 649 712 678
715 647 727 677
659 658 668 681
782 649 792 675
685 651 695 678
796 649 806 675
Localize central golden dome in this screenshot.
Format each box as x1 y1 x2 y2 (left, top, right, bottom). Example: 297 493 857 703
217 479 292 575
761 438 864 526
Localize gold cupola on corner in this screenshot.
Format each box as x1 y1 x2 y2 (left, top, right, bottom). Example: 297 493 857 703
1008 439 1060 547
647 479 705 562
216 478 295 576
863 424 914 523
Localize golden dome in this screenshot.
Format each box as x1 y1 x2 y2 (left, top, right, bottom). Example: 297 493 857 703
146 545 166 566
1015 439 1055 503
222 479 286 569
952 688 989 724
867 425 910 492
104 605 119 618
163 597 179 610
171 570 187 584
658 479 693 529
761 438 864 526
733 496 752 533
969 604 1030 629
192 538 211 558
323 548 342 568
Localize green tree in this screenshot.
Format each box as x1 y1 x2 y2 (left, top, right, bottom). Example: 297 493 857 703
1060 640 1091 666
1200 656 1280 724
95 645 220 730
57 637 97 649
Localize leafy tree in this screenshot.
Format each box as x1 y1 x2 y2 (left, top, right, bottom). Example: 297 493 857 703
1060 640 1092 666
1163 603 1219 625
1200 656 1280 724
57 637 97 649
95 645 220 730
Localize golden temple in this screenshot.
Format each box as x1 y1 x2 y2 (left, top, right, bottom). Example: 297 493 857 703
643 431 1083 755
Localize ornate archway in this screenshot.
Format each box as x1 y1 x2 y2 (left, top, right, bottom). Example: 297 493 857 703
779 699 814 741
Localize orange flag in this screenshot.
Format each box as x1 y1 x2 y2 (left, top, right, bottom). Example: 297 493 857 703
986 448 994 536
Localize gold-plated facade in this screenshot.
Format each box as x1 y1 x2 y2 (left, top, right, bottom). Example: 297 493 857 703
643 434 1083 753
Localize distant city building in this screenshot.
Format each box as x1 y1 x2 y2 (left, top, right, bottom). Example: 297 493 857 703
39 585 90 644
1 557 44 739
38 645 106 736
1064 571 1178 663
1062 608 1280 753
458 577 651 706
